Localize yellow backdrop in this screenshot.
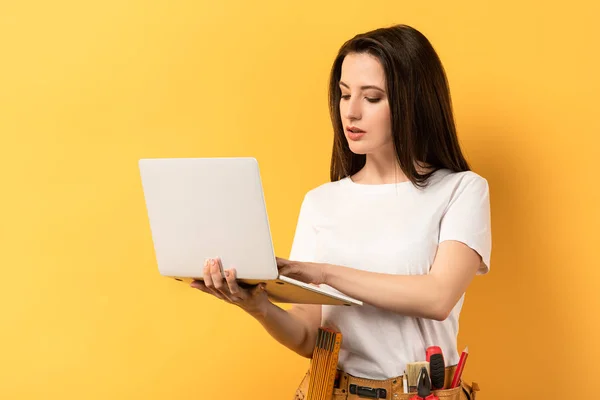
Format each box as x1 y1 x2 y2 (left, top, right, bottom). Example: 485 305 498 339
1 1 598 399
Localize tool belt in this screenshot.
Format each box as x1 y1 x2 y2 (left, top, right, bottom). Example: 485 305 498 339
293 365 480 400
293 328 480 400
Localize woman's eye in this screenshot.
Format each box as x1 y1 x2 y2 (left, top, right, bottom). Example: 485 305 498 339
340 95 381 103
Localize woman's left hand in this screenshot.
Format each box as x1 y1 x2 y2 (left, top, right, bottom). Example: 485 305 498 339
276 257 329 285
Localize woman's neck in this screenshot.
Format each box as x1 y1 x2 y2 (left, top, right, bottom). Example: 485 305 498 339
350 152 431 185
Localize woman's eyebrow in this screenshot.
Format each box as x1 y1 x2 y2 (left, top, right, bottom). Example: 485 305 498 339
339 81 385 93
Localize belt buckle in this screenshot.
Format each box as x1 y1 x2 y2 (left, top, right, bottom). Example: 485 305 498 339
349 384 387 399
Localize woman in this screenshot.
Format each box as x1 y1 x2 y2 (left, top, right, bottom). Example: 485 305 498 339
192 24 491 399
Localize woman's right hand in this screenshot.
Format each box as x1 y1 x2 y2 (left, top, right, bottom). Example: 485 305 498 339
190 257 270 317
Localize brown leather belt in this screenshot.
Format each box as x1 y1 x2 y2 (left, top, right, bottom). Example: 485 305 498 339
333 365 466 399
294 365 479 400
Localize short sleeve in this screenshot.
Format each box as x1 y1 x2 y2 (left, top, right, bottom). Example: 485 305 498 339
288 192 318 262
438 174 492 274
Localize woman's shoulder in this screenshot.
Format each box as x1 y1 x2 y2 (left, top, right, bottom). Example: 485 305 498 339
429 169 490 203
303 178 347 200
432 168 488 188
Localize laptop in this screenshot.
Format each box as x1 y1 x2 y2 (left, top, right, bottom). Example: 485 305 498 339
138 157 362 307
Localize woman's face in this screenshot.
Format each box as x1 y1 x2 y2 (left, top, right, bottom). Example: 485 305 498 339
339 52 393 155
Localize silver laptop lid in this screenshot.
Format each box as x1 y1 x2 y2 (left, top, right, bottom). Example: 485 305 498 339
138 157 278 281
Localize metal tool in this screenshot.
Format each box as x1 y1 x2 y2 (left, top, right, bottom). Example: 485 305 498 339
409 367 439 400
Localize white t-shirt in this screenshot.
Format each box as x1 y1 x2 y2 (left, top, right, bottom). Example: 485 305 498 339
288 168 491 380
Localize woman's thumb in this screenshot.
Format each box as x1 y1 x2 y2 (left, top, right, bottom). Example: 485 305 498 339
253 283 266 294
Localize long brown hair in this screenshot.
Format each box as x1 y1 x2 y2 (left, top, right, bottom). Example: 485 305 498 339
328 24 470 188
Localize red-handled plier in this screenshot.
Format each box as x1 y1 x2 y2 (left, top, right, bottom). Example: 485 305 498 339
410 367 439 400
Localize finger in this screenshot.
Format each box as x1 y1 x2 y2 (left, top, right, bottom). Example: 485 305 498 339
225 269 247 300
278 264 293 276
191 281 223 299
214 259 239 300
190 279 206 290
203 259 214 289
203 259 228 300
210 258 225 290
200 284 226 300
275 257 288 266
228 294 242 303
277 258 295 272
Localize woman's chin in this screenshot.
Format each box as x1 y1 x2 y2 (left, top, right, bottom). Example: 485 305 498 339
347 141 371 155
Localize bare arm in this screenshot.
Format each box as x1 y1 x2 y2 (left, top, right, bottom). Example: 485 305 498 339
192 258 321 358
249 303 321 359
279 240 482 321
323 241 482 321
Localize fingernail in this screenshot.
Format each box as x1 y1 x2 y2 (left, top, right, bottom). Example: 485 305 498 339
225 270 230 277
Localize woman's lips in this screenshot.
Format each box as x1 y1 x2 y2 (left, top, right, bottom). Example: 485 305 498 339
346 126 366 140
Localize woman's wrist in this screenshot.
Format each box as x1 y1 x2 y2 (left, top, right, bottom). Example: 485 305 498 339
321 262 336 286
244 299 271 321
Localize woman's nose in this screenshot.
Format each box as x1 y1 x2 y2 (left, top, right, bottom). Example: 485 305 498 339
345 98 361 121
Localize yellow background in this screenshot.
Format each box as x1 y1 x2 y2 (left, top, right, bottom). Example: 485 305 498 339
1 1 598 399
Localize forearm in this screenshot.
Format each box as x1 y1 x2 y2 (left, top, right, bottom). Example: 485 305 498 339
324 265 449 320
248 302 315 358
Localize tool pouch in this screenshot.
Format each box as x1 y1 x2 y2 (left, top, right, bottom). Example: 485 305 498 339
293 369 480 400
293 370 310 400
459 380 480 400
